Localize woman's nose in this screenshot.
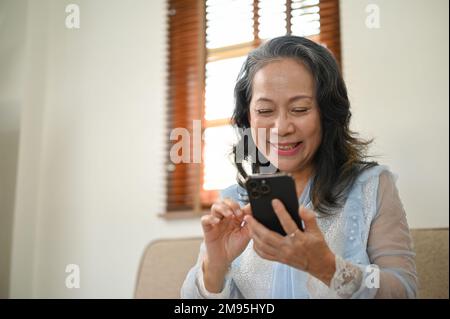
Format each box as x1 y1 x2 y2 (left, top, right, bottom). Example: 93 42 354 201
274 115 295 136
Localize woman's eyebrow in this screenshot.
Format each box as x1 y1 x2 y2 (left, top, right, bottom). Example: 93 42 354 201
288 95 313 102
255 95 313 103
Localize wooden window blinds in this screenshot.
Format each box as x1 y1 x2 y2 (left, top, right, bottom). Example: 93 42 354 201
166 0 341 214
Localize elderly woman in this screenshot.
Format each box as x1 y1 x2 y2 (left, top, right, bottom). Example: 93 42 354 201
181 36 417 299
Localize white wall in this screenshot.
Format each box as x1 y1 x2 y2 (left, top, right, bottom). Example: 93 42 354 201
0 0 26 298
9 0 201 298
341 0 449 229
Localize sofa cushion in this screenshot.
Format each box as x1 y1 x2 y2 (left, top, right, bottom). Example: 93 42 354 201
135 237 202 299
411 228 448 299
135 228 449 299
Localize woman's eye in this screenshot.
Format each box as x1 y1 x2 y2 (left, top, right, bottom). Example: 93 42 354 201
256 109 273 115
292 108 308 114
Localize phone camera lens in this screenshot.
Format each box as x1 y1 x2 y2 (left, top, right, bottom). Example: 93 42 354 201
248 180 258 189
250 190 261 199
260 184 270 194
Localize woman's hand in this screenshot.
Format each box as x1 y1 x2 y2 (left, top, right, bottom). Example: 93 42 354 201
244 199 336 286
200 198 251 292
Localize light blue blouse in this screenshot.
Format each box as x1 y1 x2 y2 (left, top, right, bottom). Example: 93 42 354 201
181 165 417 298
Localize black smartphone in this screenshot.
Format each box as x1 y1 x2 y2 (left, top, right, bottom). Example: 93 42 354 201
245 173 303 236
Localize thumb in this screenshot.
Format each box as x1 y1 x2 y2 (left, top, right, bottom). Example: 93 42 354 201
299 206 319 232
242 204 252 216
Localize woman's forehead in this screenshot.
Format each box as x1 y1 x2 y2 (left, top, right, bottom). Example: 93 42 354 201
251 59 315 99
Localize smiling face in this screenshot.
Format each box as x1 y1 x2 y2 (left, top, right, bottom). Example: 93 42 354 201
249 58 322 174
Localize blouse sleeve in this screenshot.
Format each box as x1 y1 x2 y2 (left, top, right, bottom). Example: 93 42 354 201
330 170 418 298
366 170 418 298
180 242 244 299
181 185 245 299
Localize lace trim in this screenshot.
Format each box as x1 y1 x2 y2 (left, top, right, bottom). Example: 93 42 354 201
195 262 232 299
362 176 378 247
330 255 363 298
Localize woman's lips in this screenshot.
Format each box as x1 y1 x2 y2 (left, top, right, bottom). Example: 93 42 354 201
269 142 303 156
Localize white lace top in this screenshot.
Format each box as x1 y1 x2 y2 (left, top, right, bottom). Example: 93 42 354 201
181 168 417 298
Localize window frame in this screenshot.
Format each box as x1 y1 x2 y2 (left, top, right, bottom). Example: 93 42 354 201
164 0 341 216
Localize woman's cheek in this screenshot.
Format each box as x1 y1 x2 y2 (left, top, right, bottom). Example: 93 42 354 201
251 120 271 146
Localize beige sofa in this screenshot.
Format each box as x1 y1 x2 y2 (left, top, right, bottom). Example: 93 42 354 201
134 228 449 299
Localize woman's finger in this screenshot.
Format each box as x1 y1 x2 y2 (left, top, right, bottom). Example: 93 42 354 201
252 230 280 255
200 214 221 231
299 206 319 233
210 201 233 219
222 198 243 217
253 242 277 261
241 204 252 216
244 215 284 246
271 199 301 237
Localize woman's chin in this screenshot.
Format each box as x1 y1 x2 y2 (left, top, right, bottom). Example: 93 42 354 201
263 152 302 173
277 166 298 173
268 159 300 173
